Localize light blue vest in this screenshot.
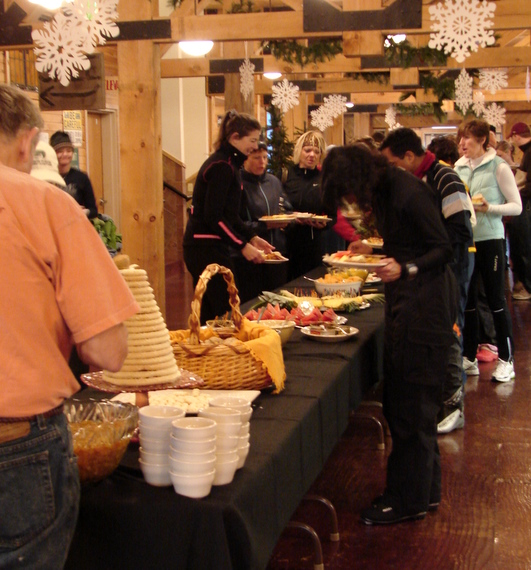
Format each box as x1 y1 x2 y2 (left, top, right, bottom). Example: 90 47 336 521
455 154 506 242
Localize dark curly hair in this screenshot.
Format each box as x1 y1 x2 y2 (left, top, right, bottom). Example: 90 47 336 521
321 144 389 216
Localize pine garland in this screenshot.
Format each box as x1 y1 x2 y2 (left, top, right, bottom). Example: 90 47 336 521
263 39 343 68
384 38 448 68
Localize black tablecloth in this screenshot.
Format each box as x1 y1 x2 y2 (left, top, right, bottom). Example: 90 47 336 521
65 268 384 570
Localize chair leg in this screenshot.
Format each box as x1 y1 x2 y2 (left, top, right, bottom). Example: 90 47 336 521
349 400 389 450
302 494 340 542
286 521 324 570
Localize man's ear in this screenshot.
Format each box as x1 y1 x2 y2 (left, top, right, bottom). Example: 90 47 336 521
18 127 40 173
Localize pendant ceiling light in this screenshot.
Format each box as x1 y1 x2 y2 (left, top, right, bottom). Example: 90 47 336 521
263 72 282 80
178 41 214 57
29 0 66 8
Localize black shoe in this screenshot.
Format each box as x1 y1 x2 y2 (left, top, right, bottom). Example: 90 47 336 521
372 494 439 512
361 503 426 525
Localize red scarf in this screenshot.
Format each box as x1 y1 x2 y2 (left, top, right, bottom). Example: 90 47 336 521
413 150 436 180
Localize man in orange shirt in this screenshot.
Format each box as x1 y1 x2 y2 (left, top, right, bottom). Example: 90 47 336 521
0 84 139 569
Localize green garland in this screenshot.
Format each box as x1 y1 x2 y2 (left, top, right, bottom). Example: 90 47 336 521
227 0 257 13
347 72 389 85
384 38 448 68
263 39 343 68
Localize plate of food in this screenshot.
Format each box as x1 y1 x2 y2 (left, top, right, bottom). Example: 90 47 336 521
323 252 388 270
471 194 484 206
362 237 384 249
259 213 297 222
309 214 332 222
365 272 382 284
300 324 359 343
261 251 289 264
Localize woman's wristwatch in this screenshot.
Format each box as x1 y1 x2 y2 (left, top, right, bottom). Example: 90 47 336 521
401 263 418 280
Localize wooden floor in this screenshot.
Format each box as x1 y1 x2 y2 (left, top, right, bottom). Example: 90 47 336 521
165 267 531 570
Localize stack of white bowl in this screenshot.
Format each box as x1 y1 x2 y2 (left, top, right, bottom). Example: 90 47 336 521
138 405 184 487
199 396 252 483
169 417 217 498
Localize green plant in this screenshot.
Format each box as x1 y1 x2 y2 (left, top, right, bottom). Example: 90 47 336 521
266 104 294 176
264 39 343 68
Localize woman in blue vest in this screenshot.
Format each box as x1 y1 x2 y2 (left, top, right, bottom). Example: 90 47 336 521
454 120 522 383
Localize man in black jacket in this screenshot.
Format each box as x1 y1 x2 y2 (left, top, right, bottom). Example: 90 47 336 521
508 122 531 300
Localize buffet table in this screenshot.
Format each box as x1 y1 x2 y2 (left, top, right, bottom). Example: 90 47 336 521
64 268 385 570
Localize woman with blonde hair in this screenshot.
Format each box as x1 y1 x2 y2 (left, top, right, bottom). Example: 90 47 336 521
283 130 330 279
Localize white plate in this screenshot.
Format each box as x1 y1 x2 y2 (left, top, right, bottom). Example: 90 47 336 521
300 325 359 343
365 273 382 284
259 215 296 223
362 239 384 250
263 256 289 264
323 254 388 270
111 389 260 415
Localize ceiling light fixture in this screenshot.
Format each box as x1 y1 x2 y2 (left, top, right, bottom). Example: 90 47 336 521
28 0 68 8
345 102 354 108
384 34 407 47
178 41 214 57
263 72 282 80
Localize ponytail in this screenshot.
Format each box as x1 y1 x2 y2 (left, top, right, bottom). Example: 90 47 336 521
214 109 261 150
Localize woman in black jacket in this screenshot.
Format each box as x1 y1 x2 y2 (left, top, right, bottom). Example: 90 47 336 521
183 111 273 322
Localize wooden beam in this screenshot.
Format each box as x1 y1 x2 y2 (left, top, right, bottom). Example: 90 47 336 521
343 31 384 57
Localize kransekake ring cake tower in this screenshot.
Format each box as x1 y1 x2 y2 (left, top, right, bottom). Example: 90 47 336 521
102 255 181 387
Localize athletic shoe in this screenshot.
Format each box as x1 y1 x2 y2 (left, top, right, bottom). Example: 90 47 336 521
492 359 515 383
361 503 426 525
477 344 498 362
437 409 464 434
463 357 479 375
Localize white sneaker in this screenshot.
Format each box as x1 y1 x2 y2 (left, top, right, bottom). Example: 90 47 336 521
437 410 465 434
492 359 515 383
463 357 479 375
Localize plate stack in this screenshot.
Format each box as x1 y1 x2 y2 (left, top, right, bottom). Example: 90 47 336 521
138 406 185 486
169 417 217 498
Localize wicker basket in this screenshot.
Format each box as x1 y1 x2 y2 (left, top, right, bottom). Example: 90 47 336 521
170 264 277 391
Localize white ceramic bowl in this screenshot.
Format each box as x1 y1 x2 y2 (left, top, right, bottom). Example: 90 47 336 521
139 459 171 487
198 407 241 425
239 422 250 436
215 434 239 452
170 469 215 498
169 455 216 475
169 447 216 463
138 434 171 454
236 442 250 469
138 406 185 429
208 396 250 414
213 454 239 486
314 278 363 297
139 447 169 465
215 422 243 437
238 432 250 446
239 408 253 423
170 434 216 454
258 319 295 346
171 417 217 441
139 422 172 442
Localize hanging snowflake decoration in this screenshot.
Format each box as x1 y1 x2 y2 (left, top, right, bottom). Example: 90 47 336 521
482 102 506 128
472 90 486 117
323 94 348 119
239 58 255 100
454 68 474 115
428 0 496 64
32 12 91 87
32 0 119 87
65 0 119 52
271 79 300 114
384 106 401 130
479 68 508 95
310 106 334 132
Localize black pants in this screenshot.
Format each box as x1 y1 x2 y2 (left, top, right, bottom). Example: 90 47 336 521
463 239 513 362
183 241 235 324
506 198 531 292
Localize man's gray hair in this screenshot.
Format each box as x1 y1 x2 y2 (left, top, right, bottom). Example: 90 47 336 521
0 84 44 140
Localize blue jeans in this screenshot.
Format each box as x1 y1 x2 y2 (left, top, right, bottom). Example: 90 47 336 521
0 413 80 570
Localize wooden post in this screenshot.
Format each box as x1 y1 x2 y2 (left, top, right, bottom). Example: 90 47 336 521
117 0 165 315
223 42 254 114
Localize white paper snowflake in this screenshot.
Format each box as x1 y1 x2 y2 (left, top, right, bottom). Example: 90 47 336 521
454 68 474 115
271 79 300 114
389 121 403 131
472 90 486 117
239 58 255 100
32 12 91 87
32 0 119 86
428 0 496 64
482 102 506 128
384 106 397 129
479 68 508 95
310 106 334 132
323 94 348 119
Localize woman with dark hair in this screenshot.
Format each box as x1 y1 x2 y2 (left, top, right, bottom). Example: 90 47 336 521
454 119 522 382
321 144 456 525
183 110 273 322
